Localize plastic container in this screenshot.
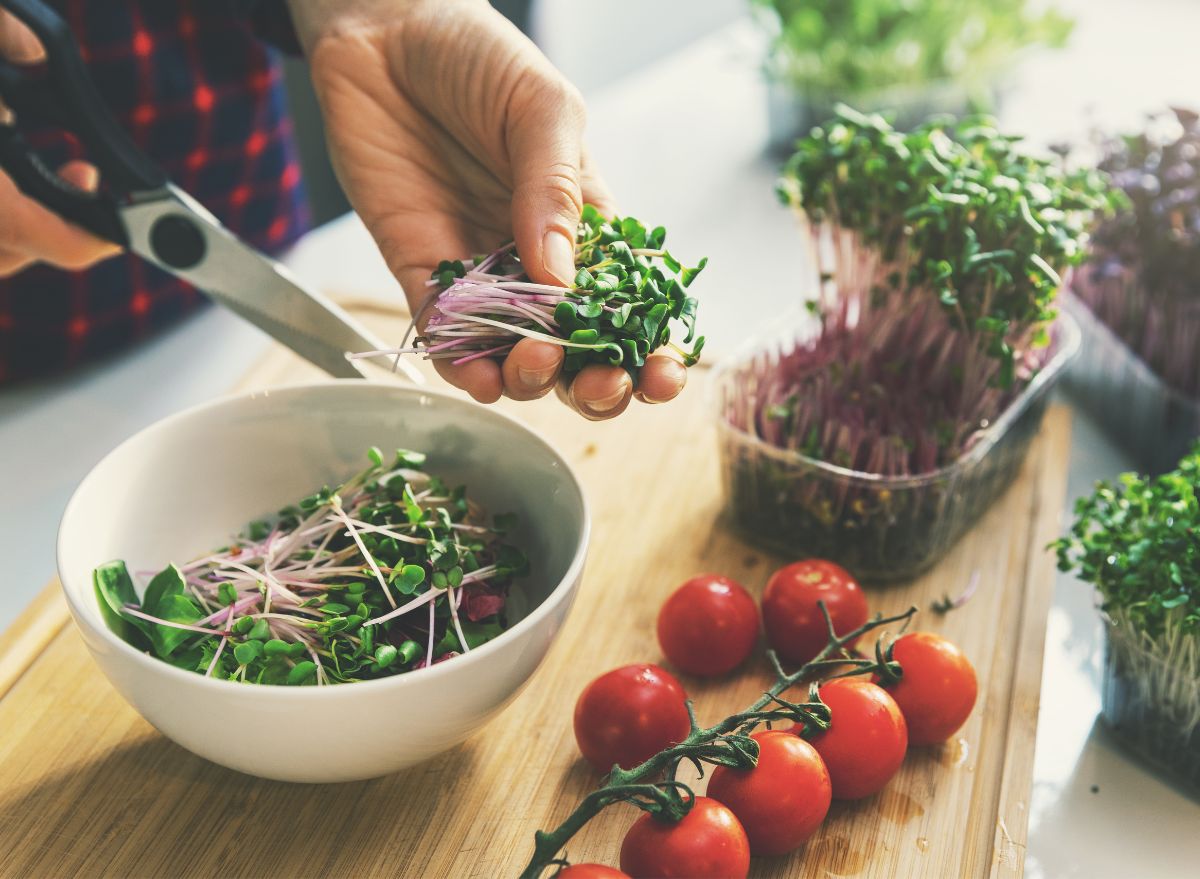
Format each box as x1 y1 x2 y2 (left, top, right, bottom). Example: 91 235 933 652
1061 291 1200 475
712 312 1080 581
1100 618 1200 795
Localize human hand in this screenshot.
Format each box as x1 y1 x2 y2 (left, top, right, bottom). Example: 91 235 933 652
0 11 119 278
289 0 687 418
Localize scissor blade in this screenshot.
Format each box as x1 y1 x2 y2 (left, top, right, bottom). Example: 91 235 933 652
119 185 422 382
207 291 373 379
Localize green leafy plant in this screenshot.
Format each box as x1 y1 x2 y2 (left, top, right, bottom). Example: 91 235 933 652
779 106 1111 389
1053 444 1200 789
519 604 917 878
760 104 1110 458
94 449 527 685
752 0 1072 98
370 205 705 376
1054 446 1200 638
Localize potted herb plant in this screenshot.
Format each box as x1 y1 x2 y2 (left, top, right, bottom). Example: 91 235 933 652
751 0 1073 151
1054 445 1200 794
714 106 1112 579
1064 107 1200 474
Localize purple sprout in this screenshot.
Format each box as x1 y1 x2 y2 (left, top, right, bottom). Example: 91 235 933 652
726 222 1055 477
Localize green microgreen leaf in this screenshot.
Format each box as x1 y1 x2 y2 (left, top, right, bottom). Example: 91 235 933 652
233 640 263 665
93 561 152 651
286 661 317 686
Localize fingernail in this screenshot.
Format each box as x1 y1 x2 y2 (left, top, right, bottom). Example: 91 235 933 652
576 382 630 417
78 164 100 192
642 359 688 404
542 230 575 286
517 364 556 390
14 28 45 63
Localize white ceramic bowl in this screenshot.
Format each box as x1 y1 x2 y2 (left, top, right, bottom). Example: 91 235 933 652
57 381 588 783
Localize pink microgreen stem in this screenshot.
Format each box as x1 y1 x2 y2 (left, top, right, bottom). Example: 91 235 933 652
122 606 232 637
933 569 981 614
362 587 446 628
341 518 429 545
426 600 436 668
205 637 228 677
451 343 515 366
448 587 470 654
198 594 260 627
331 502 396 609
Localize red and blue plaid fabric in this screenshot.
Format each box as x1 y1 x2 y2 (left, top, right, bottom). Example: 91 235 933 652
0 0 309 384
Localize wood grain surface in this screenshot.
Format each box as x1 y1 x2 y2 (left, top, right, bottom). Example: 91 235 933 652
0 305 1071 878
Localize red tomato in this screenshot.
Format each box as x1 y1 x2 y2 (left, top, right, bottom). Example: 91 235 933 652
706 729 832 855
574 664 691 772
557 866 630 879
620 796 750 879
656 575 759 677
882 632 978 746
806 678 907 800
761 560 868 664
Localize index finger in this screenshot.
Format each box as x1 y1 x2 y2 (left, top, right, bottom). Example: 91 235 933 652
376 215 506 404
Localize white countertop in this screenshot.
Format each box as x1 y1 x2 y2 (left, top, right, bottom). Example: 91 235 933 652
3 3 1200 875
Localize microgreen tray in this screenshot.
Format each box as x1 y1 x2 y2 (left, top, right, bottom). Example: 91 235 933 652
1100 619 1200 797
1061 291 1200 476
712 311 1080 582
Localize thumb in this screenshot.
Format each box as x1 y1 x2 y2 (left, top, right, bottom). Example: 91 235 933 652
0 11 45 63
59 160 101 192
507 76 586 287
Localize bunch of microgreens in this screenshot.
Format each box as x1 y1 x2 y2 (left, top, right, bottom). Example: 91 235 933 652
1054 443 1200 642
93 449 527 685
358 205 705 375
521 604 917 879
1053 444 1200 786
1071 106 1200 397
760 104 1113 471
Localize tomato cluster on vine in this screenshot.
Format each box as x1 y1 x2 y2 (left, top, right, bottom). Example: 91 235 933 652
560 559 978 879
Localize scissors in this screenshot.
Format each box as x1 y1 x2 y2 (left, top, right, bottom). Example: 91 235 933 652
0 0 420 382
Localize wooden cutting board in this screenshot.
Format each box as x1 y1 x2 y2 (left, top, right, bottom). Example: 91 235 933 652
0 303 1070 879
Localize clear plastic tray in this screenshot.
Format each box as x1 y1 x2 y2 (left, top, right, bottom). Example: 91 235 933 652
1062 291 1200 475
1100 620 1200 796
712 312 1080 581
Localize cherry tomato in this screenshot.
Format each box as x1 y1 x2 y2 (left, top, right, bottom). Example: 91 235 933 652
706 729 832 855
620 796 750 879
574 664 691 772
557 865 630 879
806 678 907 800
761 560 868 664
881 632 978 746
656 575 759 677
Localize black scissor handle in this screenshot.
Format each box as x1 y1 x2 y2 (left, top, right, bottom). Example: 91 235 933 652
0 0 167 245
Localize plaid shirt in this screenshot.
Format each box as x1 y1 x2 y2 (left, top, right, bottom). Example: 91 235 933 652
0 0 309 384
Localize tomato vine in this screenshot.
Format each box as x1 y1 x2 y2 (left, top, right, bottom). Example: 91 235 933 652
521 602 917 878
